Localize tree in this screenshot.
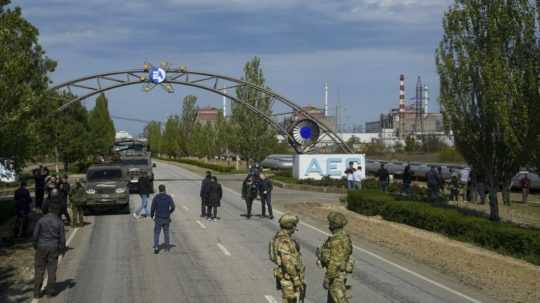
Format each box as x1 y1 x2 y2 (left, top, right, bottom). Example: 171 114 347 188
179 95 198 156
161 116 180 158
88 94 116 156
144 121 162 156
437 0 539 220
0 0 56 168
231 57 277 165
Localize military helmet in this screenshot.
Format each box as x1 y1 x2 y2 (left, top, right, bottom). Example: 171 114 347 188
327 211 347 229
279 214 299 229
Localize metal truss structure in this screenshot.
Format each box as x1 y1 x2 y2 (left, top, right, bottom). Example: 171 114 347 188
49 67 352 154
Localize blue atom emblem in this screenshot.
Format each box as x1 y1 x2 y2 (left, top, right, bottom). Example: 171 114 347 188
300 127 312 140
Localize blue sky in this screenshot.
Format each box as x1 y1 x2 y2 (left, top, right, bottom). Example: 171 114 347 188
18 0 452 135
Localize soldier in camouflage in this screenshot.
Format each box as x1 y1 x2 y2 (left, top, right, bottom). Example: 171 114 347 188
269 214 306 303
69 179 86 227
316 212 354 303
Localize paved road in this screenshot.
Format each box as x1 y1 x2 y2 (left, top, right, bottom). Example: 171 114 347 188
39 161 495 303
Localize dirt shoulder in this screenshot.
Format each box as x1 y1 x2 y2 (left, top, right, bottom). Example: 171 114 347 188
280 201 540 303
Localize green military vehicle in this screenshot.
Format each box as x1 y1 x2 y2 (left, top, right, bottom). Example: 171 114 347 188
84 164 130 211
114 138 155 193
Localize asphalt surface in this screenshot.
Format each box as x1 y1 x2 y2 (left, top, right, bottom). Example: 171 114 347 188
37 161 496 303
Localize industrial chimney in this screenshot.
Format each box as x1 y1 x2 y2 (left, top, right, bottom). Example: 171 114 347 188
399 74 405 138
324 82 329 117
423 84 429 116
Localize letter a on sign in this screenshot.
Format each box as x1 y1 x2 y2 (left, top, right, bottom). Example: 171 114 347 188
305 159 323 176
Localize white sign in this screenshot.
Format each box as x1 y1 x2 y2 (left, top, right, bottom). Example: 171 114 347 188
293 154 366 180
149 67 166 84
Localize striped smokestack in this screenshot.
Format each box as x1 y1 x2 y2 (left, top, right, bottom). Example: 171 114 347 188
399 74 405 113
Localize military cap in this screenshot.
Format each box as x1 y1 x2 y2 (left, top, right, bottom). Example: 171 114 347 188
327 211 348 228
279 214 299 229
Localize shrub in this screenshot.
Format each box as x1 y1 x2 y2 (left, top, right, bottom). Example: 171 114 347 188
347 191 540 265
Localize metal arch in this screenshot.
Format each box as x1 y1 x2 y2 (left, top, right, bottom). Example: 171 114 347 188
49 68 352 153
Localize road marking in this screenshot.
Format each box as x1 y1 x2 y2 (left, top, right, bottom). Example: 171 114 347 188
182 205 189 211
217 243 231 256
220 184 483 303
195 220 207 229
264 295 279 303
31 227 80 303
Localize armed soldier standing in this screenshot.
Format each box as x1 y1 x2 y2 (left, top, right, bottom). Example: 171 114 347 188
317 212 354 303
70 179 86 227
269 214 306 303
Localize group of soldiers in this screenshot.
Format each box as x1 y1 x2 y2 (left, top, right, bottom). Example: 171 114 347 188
270 212 354 303
242 162 274 219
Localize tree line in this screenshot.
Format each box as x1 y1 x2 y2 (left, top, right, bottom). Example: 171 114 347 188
0 1 115 172
144 57 290 165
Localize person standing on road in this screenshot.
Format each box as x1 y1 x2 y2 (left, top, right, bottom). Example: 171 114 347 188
316 212 354 303
377 164 390 192
151 184 175 254
14 181 32 238
134 174 152 219
42 188 62 215
269 214 306 303
58 175 71 225
32 203 66 299
260 174 274 219
344 162 355 191
200 171 212 218
69 179 86 227
242 176 258 219
401 165 413 196
520 173 531 204
206 176 222 222
33 165 49 209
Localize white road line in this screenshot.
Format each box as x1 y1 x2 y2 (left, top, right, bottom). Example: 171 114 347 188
195 220 207 229
31 227 80 303
221 185 483 303
217 243 231 256
182 205 189 211
264 295 279 303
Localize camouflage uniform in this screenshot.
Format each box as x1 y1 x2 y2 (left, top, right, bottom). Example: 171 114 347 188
69 182 86 227
269 214 306 303
317 212 354 303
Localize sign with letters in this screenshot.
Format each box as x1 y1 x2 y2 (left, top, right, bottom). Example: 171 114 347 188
293 154 366 180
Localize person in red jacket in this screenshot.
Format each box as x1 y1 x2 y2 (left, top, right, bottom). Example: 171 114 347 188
520 173 531 204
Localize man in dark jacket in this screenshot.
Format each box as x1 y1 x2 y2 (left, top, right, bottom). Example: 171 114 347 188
14 181 32 238
42 188 62 215
426 167 440 201
33 202 65 298
259 174 274 219
242 176 258 219
134 175 152 219
33 165 49 209
401 165 413 196
206 176 222 222
200 171 212 217
151 184 175 254
377 164 390 192
58 175 71 224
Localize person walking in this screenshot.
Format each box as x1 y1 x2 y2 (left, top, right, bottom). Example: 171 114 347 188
32 203 65 298
150 184 175 254
58 175 71 225
133 174 152 219
401 165 413 196
260 174 274 219
426 167 440 201
69 179 86 227
377 164 390 192
242 176 258 219
316 212 354 303
269 214 306 303
200 171 212 218
344 162 355 191
14 181 32 238
33 165 49 209
42 188 62 215
520 173 531 204
206 176 222 222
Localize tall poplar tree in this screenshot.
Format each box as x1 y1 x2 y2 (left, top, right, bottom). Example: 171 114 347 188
88 93 116 155
180 95 198 156
231 57 277 165
437 0 540 220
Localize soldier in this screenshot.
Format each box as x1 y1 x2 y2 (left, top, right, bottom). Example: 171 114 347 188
70 179 86 227
316 212 354 303
269 214 306 303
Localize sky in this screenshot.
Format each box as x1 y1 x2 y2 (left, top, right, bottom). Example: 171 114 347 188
17 0 453 135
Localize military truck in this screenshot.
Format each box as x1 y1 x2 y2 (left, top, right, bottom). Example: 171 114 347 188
84 164 130 211
120 151 155 193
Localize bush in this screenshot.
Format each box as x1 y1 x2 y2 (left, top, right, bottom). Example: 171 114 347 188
157 157 234 173
347 191 540 265
0 200 15 225
438 147 465 163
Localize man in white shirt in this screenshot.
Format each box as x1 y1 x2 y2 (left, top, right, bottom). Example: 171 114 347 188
352 166 363 190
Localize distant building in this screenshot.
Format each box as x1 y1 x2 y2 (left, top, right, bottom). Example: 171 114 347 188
115 131 132 140
197 106 220 125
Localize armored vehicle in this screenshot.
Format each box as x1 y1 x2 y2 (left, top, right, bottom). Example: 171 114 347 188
84 164 130 210
120 151 155 193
